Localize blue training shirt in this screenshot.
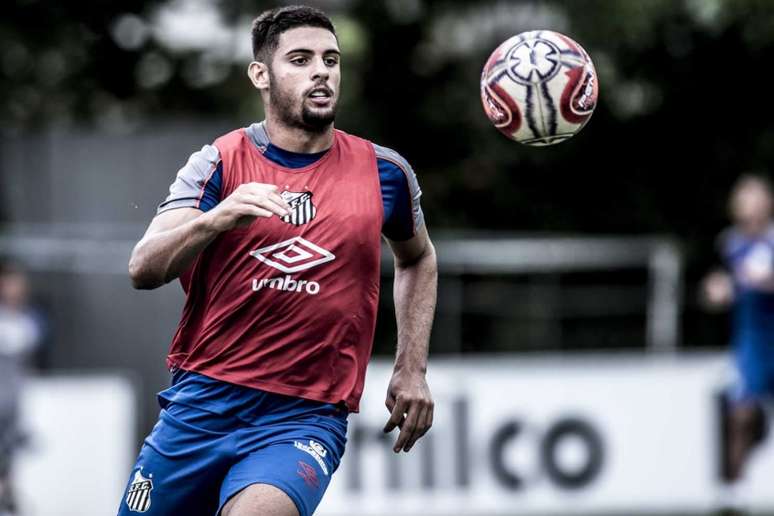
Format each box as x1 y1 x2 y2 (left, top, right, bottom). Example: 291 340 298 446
158 122 425 242
721 226 774 342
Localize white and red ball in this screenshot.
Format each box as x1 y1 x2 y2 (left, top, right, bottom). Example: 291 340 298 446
480 30 598 146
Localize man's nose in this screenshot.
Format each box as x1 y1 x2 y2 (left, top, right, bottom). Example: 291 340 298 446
311 57 329 82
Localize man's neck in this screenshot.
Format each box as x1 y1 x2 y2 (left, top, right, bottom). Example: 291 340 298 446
738 220 772 239
264 114 334 154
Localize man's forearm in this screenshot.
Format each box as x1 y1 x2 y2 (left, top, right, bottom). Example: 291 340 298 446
393 243 437 372
129 213 219 289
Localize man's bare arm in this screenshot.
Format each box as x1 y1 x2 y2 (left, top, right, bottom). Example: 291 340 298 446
383 225 437 453
128 182 290 289
129 208 215 289
701 269 734 311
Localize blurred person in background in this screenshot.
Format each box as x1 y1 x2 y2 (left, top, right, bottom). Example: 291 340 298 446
702 175 774 494
0 260 44 515
121 5 436 516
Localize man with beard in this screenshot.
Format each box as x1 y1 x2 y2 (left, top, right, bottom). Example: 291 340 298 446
120 5 437 516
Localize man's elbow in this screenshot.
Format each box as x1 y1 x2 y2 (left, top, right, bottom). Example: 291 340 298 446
425 247 439 280
128 255 163 290
419 242 438 274
396 241 437 271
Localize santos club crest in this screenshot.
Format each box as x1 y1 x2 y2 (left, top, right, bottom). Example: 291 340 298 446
125 470 153 513
281 190 316 226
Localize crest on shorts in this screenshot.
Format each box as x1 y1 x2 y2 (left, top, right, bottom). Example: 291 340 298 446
125 469 153 513
281 190 316 226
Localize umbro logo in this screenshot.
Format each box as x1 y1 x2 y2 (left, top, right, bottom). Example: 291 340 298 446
249 236 335 273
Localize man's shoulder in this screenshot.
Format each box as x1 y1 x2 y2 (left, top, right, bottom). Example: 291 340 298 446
719 224 774 249
333 129 410 164
718 227 741 254
371 142 413 173
213 126 251 153
370 142 422 205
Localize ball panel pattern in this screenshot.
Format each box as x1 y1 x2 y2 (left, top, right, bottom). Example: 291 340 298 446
480 30 598 146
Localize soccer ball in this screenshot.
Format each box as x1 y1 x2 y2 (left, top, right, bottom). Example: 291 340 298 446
480 30 598 146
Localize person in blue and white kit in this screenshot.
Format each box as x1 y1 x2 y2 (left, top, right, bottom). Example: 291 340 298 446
703 174 774 485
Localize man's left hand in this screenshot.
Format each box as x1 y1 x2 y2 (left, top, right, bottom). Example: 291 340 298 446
383 368 434 453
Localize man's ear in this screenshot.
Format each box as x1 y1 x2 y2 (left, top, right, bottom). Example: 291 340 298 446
247 61 270 90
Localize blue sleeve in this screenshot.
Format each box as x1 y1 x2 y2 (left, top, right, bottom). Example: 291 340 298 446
380 159 414 241
198 163 222 212
375 145 424 241
158 144 222 214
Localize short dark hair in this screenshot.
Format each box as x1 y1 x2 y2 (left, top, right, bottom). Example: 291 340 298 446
251 5 336 63
732 174 773 198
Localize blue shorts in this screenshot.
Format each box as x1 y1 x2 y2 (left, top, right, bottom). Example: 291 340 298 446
732 337 774 403
117 391 348 516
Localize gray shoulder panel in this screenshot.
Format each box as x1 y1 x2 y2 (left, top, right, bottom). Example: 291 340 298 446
373 143 425 233
157 144 221 214
245 121 270 151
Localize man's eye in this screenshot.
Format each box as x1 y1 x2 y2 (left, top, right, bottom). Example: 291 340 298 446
325 58 339 66
291 57 308 65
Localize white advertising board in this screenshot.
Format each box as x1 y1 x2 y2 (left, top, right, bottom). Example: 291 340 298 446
12 375 136 516
9 358 774 515
318 355 774 515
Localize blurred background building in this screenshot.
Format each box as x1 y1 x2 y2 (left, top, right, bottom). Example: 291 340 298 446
3 0 774 514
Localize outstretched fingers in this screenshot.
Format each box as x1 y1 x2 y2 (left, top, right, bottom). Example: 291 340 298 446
383 396 407 434
385 396 434 453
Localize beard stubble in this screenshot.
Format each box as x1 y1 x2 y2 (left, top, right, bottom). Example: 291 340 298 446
269 69 337 133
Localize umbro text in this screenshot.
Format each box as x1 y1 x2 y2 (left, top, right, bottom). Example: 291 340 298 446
252 275 321 295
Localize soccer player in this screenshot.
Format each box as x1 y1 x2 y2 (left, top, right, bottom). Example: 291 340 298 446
120 6 437 516
702 175 774 488
0 260 44 515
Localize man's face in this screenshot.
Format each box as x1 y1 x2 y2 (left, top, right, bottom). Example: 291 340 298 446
732 182 773 236
0 271 28 310
268 27 341 132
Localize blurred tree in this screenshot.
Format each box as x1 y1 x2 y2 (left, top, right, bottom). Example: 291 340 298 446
2 0 163 129
4 0 774 294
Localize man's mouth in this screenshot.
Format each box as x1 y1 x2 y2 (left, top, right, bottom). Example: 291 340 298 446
307 86 333 106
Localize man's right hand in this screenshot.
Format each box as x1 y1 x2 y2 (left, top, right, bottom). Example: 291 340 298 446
701 270 734 310
201 183 291 232
129 183 290 289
